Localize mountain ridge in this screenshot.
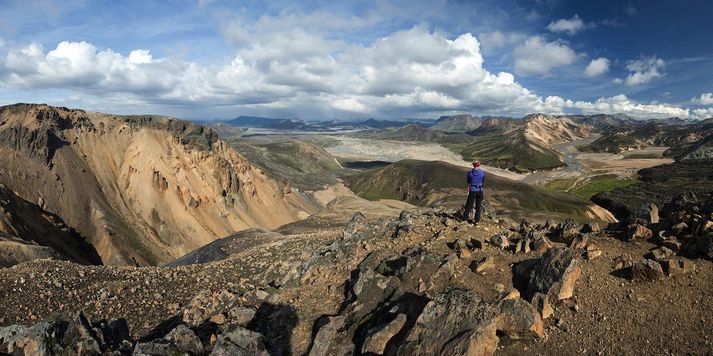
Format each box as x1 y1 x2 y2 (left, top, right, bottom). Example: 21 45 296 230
0 103 316 265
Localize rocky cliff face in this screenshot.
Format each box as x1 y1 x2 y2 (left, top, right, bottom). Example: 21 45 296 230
0 184 101 266
0 104 317 265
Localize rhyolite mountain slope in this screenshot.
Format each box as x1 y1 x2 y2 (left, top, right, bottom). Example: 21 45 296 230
578 120 713 155
230 139 343 191
429 114 482 132
0 104 316 265
458 114 594 172
0 184 101 267
355 123 477 144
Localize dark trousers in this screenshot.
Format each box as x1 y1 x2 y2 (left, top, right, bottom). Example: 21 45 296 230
463 191 483 222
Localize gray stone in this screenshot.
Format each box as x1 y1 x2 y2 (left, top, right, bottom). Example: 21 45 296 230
630 259 665 282
581 222 601 234
671 222 689 235
697 233 713 257
660 259 697 276
531 292 553 319
647 246 674 261
210 326 269 356
309 316 347 356
473 256 496 274
228 306 256 327
396 289 501 356
627 224 653 241
648 204 660 224
361 314 407 355
0 311 131 355
490 234 509 249
553 219 580 243
519 248 582 301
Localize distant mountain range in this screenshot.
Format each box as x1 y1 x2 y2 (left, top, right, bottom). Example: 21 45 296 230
579 119 713 159
211 113 707 132
221 116 432 131
213 112 712 173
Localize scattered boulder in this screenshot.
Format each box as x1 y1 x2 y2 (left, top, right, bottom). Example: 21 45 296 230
211 326 269 356
454 239 472 259
647 204 660 224
472 256 496 274
671 222 689 235
518 248 582 302
585 249 602 260
630 259 665 282
553 219 580 243
626 224 653 241
532 238 552 253
660 259 697 277
308 316 346 356
134 325 204 355
647 246 674 261
490 234 509 249
0 311 131 355
396 290 500 355
530 292 553 320
569 234 590 250
395 289 498 355
496 298 545 339
662 239 682 251
361 313 407 355
581 222 600 234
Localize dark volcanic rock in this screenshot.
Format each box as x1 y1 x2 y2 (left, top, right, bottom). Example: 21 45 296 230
630 259 665 282
514 248 582 302
627 224 653 241
211 326 270 356
552 219 580 243
396 289 501 355
0 311 131 355
591 161 713 222
134 324 204 355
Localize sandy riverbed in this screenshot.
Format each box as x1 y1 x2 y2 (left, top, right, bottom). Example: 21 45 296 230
325 136 526 181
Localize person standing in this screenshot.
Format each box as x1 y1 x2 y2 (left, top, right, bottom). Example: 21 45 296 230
463 160 485 224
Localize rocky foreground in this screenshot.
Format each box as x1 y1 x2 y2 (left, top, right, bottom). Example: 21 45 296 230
0 194 712 355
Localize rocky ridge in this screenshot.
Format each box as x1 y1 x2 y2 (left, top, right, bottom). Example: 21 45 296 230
0 104 316 265
1 196 710 355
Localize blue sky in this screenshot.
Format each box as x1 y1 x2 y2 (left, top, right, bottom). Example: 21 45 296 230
0 0 712 120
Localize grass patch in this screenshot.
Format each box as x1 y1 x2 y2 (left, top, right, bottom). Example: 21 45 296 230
572 175 639 199
544 178 578 191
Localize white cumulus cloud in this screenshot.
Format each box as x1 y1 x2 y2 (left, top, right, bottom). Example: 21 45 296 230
0 24 705 121
691 92 713 105
547 15 585 35
617 56 666 86
0 28 547 118
513 36 578 76
692 107 713 119
542 94 693 119
584 57 610 77
478 31 525 52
